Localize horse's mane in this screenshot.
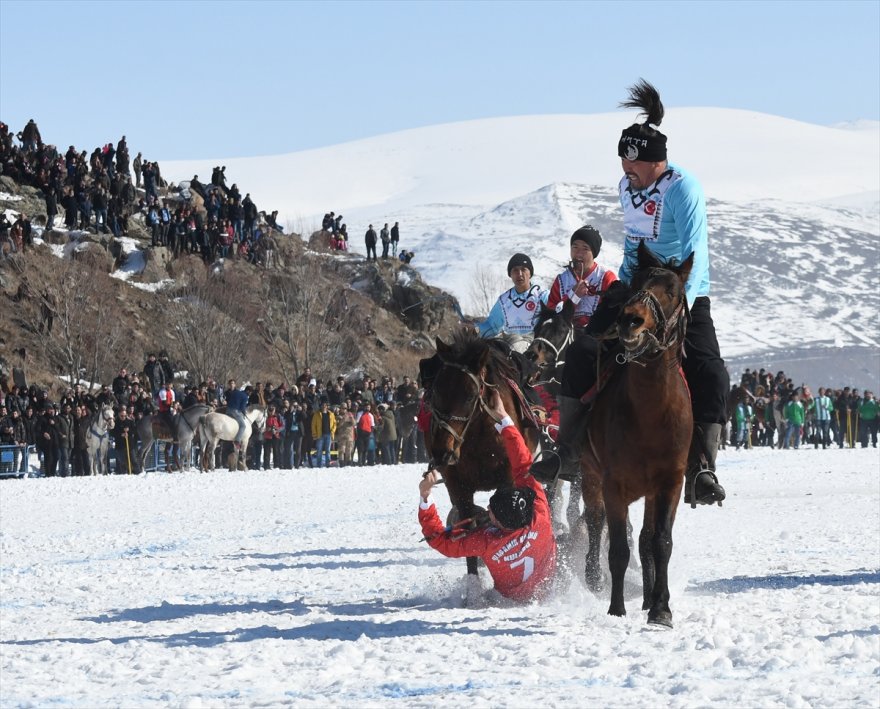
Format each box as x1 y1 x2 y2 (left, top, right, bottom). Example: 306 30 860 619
446 328 519 385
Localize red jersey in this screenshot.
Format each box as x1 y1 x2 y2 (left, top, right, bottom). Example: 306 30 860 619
419 424 557 602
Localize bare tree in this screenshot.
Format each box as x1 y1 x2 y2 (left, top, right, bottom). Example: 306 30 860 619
259 255 360 381
467 262 508 318
171 269 251 384
32 259 128 390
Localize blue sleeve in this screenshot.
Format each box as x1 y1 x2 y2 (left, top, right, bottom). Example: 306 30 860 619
478 299 505 338
667 177 710 305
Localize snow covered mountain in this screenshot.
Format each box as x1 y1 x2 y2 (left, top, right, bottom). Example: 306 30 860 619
163 110 880 386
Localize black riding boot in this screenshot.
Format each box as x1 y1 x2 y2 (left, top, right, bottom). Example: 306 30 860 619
530 396 588 483
684 422 726 507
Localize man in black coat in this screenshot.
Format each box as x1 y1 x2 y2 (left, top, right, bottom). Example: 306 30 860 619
35 406 61 477
364 224 377 261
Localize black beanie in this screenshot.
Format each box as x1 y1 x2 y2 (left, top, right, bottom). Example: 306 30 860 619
618 123 667 162
571 226 602 257
489 486 536 529
507 253 534 276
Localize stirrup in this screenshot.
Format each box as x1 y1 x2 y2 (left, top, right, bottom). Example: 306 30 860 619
685 469 725 508
529 450 561 484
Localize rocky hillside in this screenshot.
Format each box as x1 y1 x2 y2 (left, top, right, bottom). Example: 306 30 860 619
0 176 463 394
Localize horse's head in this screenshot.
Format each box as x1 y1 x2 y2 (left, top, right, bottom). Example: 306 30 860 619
247 405 267 432
617 242 693 362
429 331 494 467
100 404 115 429
525 301 574 379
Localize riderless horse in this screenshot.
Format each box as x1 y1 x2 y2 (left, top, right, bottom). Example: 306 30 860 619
425 329 539 595
580 242 694 627
85 404 115 476
197 405 267 472
136 404 212 472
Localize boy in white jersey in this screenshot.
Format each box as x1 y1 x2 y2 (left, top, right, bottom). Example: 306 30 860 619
478 253 547 351
529 226 618 482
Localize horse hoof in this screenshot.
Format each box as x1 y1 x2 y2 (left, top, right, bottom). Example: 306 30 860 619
607 605 626 618
647 610 673 628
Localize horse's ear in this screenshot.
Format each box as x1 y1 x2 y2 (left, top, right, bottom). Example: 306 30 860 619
477 345 491 372
435 337 449 355
636 240 663 271
561 298 575 324
678 251 695 286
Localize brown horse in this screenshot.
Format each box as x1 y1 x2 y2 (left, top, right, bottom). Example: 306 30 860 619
427 329 540 579
580 242 694 628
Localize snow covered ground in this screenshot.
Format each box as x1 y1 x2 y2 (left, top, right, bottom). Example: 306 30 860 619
2 448 878 708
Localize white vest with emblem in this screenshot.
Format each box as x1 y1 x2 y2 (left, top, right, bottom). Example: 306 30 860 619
499 285 543 335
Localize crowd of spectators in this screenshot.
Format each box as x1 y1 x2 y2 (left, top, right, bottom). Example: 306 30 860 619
0 355 427 477
726 367 879 451
0 119 284 267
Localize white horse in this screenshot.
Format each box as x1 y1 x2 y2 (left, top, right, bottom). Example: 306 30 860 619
197 405 267 472
85 404 115 476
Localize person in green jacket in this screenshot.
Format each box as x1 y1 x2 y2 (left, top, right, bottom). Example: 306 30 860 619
858 391 878 448
783 391 805 449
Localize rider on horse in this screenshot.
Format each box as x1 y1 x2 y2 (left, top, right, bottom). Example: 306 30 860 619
529 226 618 482
477 253 547 352
532 80 729 508
157 382 176 434
225 379 250 451
418 253 546 428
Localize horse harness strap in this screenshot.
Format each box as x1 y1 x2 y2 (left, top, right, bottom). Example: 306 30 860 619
616 289 687 366
430 358 500 447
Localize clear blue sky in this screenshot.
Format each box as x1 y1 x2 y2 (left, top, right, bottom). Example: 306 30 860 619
1 0 877 161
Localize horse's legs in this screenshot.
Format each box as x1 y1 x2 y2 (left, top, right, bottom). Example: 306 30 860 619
646 488 678 628
447 481 479 577
581 474 605 593
566 475 582 531
604 489 630 617
640 499 657 611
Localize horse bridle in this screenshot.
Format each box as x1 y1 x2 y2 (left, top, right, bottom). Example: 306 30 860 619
430 359 499 447
90 407 114 440
616 283 688 366
530 320 574 382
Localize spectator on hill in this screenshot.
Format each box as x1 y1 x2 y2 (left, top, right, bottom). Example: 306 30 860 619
380 223 391 259
19 119 42 152
364 224 378 261
390 221 400 254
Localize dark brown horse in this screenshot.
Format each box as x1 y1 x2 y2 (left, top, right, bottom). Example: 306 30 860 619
580 243 694 627
427 329 539 579
525 301 579 525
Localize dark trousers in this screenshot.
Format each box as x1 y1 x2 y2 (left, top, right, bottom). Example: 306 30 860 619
561 296 729 424
41 446 58 476
263 438 280 469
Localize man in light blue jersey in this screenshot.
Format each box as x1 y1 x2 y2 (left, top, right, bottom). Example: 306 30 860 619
616 80 729 507
534 81 729 508
477 253 547 351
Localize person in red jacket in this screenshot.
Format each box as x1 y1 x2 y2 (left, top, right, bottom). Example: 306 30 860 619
418 391 557 603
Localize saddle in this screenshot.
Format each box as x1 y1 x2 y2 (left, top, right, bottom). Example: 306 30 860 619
151 415 178 442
